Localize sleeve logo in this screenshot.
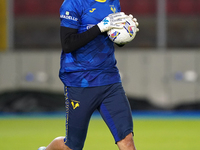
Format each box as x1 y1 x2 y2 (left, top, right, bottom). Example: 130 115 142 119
60 11 78 21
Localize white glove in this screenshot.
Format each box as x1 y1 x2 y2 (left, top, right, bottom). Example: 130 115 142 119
97 12 129 33
129 14 139 32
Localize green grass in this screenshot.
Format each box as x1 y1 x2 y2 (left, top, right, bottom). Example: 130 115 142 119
0 116 200 150
134 119 200 150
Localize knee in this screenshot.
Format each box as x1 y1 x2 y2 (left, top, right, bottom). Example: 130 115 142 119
123 133 134 145
117 133 136 150
54 136 65 141
53 136 66 150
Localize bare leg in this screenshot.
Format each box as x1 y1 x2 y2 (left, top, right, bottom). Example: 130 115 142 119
43 133 136 150
45 137 71 150
117 133 136 150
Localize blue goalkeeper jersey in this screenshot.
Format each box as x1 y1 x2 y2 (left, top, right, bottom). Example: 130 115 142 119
59 0 122 87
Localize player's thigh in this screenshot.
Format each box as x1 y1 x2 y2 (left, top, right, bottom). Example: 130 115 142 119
98 83 133 143
65 86 103 126
64 86 102 150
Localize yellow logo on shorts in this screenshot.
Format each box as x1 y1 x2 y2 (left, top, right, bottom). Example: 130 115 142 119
71 100 80 110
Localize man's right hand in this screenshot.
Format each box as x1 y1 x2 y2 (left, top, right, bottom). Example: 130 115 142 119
97 12 129 33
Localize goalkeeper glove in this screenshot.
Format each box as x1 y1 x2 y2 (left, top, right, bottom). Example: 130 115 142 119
97 12 129 33
129 14 139 32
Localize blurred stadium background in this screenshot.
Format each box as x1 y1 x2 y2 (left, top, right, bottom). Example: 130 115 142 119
1 0 200 111
0 0 200 150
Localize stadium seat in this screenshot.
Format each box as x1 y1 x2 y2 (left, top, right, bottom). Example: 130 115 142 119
14 0 27 16
120 0 135 14
24 0 42 15
177 0 195 15
14 0 200 16
44 0 63 15
132 0 156 15
167 0 178 15
195 0 200 14
121 0 156 15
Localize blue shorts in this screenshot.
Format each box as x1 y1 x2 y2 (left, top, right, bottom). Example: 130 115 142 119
64 83 133 150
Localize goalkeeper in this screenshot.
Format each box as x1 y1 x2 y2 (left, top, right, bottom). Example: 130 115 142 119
38 0 139 150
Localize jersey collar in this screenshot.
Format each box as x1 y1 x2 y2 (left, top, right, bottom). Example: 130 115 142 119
95 0 106 2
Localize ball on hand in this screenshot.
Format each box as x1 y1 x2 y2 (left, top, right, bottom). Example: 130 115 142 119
107 17 137 45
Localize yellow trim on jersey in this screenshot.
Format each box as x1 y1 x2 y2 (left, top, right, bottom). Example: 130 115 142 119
95 0 106 3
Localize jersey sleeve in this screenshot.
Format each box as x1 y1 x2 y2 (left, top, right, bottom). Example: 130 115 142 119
60 0 82 29
60 25 101 53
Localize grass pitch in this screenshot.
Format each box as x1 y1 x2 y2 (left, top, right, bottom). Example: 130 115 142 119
0 114 200 150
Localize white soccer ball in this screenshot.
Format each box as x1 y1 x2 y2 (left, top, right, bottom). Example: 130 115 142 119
107 17 137 44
